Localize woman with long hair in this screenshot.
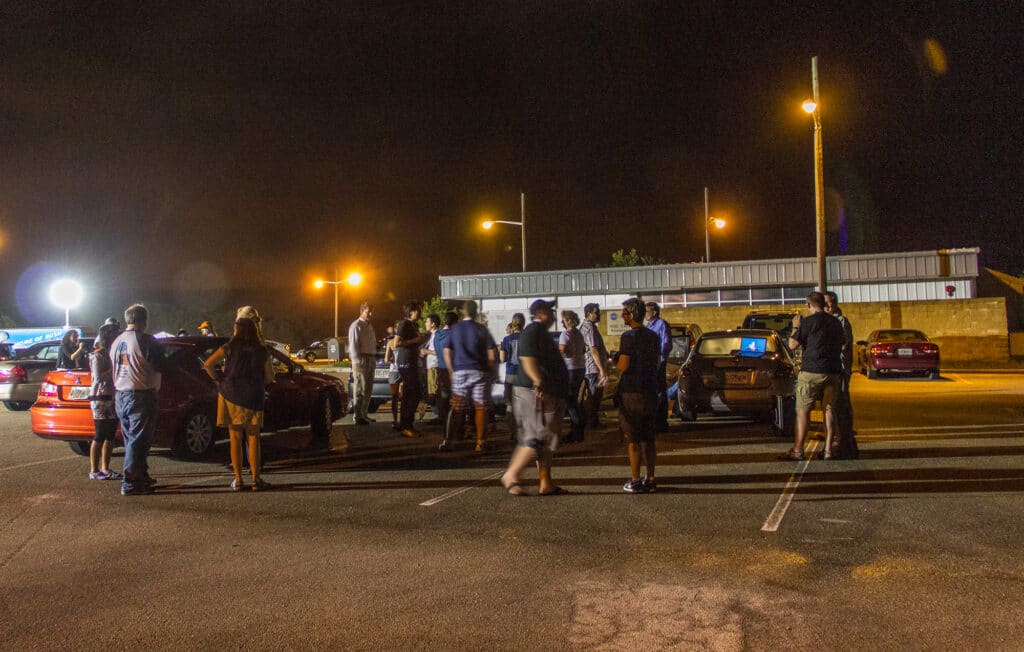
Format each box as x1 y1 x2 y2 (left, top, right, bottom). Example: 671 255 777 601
58 329 88 370
88 322 121 480
204 317 276 491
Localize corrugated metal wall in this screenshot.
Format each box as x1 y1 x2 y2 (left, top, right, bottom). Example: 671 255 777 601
441 248 980 304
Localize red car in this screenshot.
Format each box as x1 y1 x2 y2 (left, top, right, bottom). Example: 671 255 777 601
31 337 347 457
855 329 940 380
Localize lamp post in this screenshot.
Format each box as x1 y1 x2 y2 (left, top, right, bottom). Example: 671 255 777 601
703 187 727 262
48 279 84 329
802 56 827 292
314 270 363 339
481 191 526 272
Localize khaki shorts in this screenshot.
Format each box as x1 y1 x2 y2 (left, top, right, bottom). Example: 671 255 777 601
427 367 439 396
512 385 565 451
795 371 838 412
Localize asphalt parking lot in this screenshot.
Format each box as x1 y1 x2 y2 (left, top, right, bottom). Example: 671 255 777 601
2 372 1023 650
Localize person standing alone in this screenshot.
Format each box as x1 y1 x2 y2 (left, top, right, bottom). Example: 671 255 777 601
618 298 662 493
110 304 164 496
348 301 377 425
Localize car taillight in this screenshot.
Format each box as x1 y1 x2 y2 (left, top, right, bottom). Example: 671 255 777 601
921 343 938 354
38 382 58 398
0 365 27 382
869 344 893 355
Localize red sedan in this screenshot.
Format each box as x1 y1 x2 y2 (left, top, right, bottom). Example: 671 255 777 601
855 329 940 380
31 337 347 457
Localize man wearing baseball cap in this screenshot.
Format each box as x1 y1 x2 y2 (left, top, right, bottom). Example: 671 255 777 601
500 299 569 496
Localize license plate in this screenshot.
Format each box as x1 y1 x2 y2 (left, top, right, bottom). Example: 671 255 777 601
725 371 751 385
898 348 913 357
68 386 91 400
374 369 390 380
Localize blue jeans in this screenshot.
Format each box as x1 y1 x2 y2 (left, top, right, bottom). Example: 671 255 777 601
115 389 158 491
584 372 605 427
566 368 585 440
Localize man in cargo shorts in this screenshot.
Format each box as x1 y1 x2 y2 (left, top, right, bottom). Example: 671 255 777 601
783 291 844 460
500 299 569 496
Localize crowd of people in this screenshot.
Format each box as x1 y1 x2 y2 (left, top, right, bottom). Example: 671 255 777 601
77 289 855 497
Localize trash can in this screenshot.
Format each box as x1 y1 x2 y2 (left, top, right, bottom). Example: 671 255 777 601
326 338 341 362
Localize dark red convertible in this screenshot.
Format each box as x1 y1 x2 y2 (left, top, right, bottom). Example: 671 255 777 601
31 337 347 457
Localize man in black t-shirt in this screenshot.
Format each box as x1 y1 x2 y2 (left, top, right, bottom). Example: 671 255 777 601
617 298 662 493
784 291 844 460
394 301 425 437
500 299 569 497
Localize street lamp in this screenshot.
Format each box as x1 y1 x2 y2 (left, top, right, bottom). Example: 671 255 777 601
480 191 527 272
49 279 84 329
703 186 727 262
313 270 363 339
803 55 827 292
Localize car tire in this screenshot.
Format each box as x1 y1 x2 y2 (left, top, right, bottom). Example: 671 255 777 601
679 408 697 422
866 367 878 380
3 400 33 411
928 369 940 380
68 441 91 456
310 392 332 440
173 407 217 459
305 352 317 363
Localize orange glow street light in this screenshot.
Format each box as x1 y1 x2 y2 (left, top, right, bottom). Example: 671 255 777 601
480 192 527 272
703 187 727 262
314 270 363 338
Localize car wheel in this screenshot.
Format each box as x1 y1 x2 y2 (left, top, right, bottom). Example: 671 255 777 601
68 441 91 456
3 400 33 411
679 407 697 422
310 392 332 440
928 369 940 380
866 367 878 380
305 352 317 363
173 407 217 459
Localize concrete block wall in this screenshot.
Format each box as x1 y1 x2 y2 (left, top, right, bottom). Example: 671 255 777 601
600 297 1010 366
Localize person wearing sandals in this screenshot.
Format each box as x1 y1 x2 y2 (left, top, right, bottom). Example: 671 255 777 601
204 317 276 492
500 299 569 497
88 322 122 481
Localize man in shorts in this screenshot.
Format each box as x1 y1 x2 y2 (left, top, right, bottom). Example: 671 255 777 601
500 299 569 496
441 300 496 452
617 298 662 493
784 291 845 460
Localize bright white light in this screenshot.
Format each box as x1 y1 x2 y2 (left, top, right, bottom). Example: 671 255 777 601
802 99 818 114
482 221 494 229
345 271 363 287
49 279 84 310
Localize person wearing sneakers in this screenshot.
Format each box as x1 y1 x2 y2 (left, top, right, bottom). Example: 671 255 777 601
204 317 276 491
617 298 662 493
110 304 165 496
440 300 497 452
88 322 122 481
500 299 569 496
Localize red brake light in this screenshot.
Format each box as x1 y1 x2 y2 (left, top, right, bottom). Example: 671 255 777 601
869 344 893 355
0 365 27 382
921 343 938 354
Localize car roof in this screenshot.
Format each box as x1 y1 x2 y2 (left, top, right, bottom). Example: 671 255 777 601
699 328 779 338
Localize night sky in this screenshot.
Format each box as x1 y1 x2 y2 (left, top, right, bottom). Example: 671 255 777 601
1 3 1021 338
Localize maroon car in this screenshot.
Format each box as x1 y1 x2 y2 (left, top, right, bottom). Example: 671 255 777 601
31 337 347 457
855 329 940 380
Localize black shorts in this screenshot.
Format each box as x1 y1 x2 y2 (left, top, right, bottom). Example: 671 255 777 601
93 418 118 443
618 392 657 443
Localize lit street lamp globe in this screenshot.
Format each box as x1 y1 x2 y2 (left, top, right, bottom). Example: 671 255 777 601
49 279 84 328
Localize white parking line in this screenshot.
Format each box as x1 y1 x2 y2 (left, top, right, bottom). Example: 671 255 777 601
420 470 504 507
0 455 79 474
761 441 821 533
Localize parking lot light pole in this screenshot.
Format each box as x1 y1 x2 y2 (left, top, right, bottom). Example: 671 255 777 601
314 271 363 339
703 187 726 262
803 56 827 293
481 191 526 273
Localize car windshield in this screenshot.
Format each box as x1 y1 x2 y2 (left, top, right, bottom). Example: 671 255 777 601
697 335 777 357
875 330 927 342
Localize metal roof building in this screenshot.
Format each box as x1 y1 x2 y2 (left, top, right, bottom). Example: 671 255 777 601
440 248 980 312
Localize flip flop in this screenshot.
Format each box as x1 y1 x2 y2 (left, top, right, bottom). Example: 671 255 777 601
539 486 569 496
503 481 528 497
778 449 805 461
